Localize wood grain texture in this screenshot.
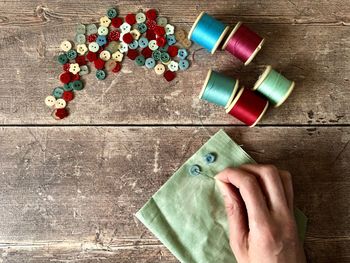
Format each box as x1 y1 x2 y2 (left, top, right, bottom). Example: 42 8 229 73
0 1 349 124
0 127 349 263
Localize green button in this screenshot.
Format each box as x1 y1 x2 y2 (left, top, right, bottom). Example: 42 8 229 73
52 87 64 98
156 17 168 27
76 24 86 34
57 54 68 64
152 50 161 61
63 83 72 91
160 52 170 63
71 80 84 90
96 70 106 80
79 65 89 76
107 8 118 19
86 24 98 35
67 49 77 60
135 55 145 66
75 34 86 44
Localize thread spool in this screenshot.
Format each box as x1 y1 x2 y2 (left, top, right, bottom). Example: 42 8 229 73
226 87 269 127
222 22 265 65
188 12 229 54
199 70 239 108
253 66 295 107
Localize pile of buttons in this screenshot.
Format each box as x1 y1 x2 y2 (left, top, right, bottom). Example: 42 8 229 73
45 7 192 120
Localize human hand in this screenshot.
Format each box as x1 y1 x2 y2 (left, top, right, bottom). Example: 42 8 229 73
215 164 306 263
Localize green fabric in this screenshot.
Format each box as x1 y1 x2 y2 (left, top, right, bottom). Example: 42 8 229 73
136 129 307 263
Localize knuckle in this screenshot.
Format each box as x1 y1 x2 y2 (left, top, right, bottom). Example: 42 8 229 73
260 165 279 177
242 175 258 189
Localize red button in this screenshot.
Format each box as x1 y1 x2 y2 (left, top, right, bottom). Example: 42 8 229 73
146 9 157 20
94 58 105 70
154 26 165 36
86 51 97 62
146 30 156 40
75 55 87 65
167 46 178 57
127 49 139 60
111 17 123 28
146 19 157 30
63 63 70 72
164 70 176 82
71 73 80 81
59 72 71 84
123 33 133 44
87 34 97 43
156 36 166 47
55 108 69 119
112 62 122 73
141 47 152 58
108 30 120 41
125 13 136 25
62 91 74 102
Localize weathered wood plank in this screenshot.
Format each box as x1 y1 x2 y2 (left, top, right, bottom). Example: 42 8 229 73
0 1 349 124
0 127 349 262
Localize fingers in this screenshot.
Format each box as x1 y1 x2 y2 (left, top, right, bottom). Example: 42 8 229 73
279 170 294 213
240 164 288 212
215 168 269 224
216 180 248 251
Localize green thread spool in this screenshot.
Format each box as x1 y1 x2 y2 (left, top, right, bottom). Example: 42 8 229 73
253 66 295 107
199 70 239 108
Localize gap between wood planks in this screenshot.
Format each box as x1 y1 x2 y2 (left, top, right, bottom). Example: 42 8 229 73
0 124 349 127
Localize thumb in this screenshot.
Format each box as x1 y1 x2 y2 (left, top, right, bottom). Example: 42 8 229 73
216 180 248 251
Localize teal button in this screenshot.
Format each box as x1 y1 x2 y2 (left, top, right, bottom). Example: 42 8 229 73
159 44 169 52
152 50 161 61
71 80 84 90
52 87 64 98
57 54 68 64
189 165 201 176
177 48 188 59
67 49 77 60
128 40 139 50
160 52 170 63
107 8 118 19
166 35 176 46
135 55 145 66
96 70 106 80
145 58 156 69
179 59 190 70
138 37 148 48
137 23 147 33
63 83 72 91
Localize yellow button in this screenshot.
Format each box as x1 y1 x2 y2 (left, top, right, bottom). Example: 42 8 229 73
99 50 111 61
112 51 124 62
130 29 141 40
76 44 88 55
69 63 80 74
100 16 111 27
155 63 165 75
45 96 56 107
60 40 72 52
55 98 66 109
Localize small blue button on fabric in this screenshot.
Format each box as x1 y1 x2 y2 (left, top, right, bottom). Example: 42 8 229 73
179 59 189 70
166 35 176 46
189 165 201 176
177 48 188 59
97 35 107 46
204 153 216 164
138 37 149 48
145 58 156 69
128 40 139 50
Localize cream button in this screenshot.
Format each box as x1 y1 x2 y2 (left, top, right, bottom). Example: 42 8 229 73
155 64 165 75
45 96 56 107
60 40 72 52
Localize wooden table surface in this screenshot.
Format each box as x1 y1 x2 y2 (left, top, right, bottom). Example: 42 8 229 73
0 0 349 262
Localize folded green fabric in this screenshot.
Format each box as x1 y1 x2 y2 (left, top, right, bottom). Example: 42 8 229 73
136 129 307 263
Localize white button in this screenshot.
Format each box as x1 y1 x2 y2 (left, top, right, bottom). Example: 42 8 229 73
88 42 99 52
168 61 179 72
165 24 175 35
45 96 56 107
120 22 131 33
60 40 72 52
136 12 146 23
148 40 158 51
118 42 128 53
55 99 66 109
98 26 108 36
99 50 111 61
155 64 165 75
69 63 80 74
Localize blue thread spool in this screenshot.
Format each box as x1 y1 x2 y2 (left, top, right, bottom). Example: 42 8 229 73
199 70 239 108
188 12 229 54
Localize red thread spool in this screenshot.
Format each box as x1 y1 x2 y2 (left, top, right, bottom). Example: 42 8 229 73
226 87 269 127
222 22 265 66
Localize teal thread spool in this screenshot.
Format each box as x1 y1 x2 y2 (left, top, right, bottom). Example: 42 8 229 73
188 12 229 54
253 66 295 107
199 70 239 108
